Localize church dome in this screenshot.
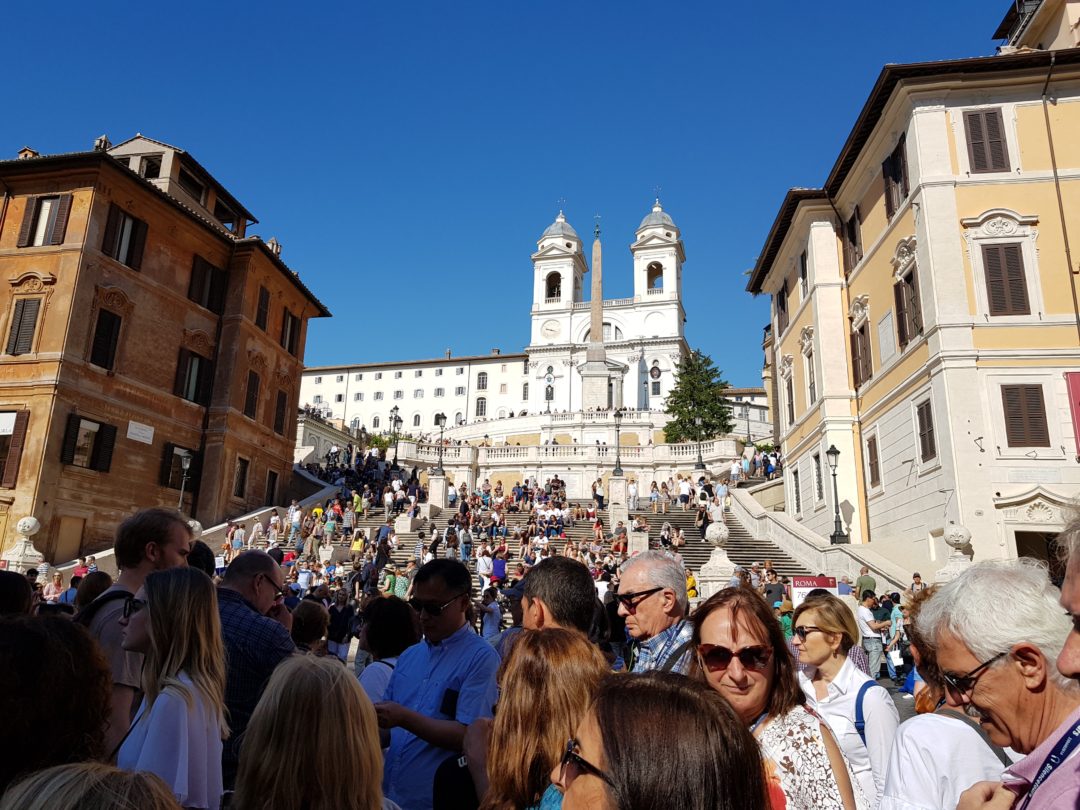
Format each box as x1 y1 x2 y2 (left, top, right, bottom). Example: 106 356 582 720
638 199 675 230
541 211 579 240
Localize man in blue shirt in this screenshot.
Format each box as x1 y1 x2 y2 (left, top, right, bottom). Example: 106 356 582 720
376 559 499 810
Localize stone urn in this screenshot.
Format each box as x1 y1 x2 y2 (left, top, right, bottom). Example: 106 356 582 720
3 516 45 575
696 521 734 601
934 521 973 583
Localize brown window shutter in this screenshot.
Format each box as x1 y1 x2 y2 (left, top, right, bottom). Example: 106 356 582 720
1 410 30 488
90 310 122 370
245 371 260 419
256 286 270 330
16 198 39 247
49 194 72 245
908 266 923 335
850 328 862 388
965 111 989 172
160 443 177 487
917 401 936 461
60 413 81 464
101 204 120 257
894 282 910 348
983 244 1029 315
92 423 117 472
1002 385 1050 447
1002 244 1029 314
6 298 41 356
866 436 880 487
208 267 228 315
984 109 1008 171
274 390 287 434
174 348 191 397
882 155 897 219
128 219 147 270
197 357 214 406
897 136 909 199
188 257 208 303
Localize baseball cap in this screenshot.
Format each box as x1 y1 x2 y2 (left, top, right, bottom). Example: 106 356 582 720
772 601 782 609
503 581 526 600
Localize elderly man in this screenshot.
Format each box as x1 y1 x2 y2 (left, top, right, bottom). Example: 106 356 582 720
920 557 1080 810
617 550 693 674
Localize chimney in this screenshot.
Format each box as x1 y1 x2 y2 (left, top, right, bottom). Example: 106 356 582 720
93 135 112 151
491 348 501 356
17 147 39 160
267 237 282 256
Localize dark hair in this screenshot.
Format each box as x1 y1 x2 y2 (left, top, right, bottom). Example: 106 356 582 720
187 540 216 577
0 571 33 616
522 557 596 634
75 571 114 610
861 590 876 601
0 616 111 792
591 672 768 810
292 601 329 647
69 575 84 589
690 588 804 719
413 559 472 595
363 596 420 659
113 508 193 570
222 550 280 585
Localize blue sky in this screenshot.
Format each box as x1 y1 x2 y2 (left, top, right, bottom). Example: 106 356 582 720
6 1 1002 386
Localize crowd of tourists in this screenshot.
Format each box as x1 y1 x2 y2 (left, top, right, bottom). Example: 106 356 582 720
2 499 1079 810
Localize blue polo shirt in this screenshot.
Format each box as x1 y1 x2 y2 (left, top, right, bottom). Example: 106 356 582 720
382 622 500 810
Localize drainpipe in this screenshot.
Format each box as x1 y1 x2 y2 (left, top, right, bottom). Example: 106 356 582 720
1040 52 1080 344
0 176 11 242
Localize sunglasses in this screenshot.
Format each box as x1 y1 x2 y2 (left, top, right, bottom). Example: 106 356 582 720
259 573 289 601
408 592 467 617
614 586 663 613
123 597 147 619
696 643 773 673
942 651 1007 699
793 625 825 641
560 738 613 788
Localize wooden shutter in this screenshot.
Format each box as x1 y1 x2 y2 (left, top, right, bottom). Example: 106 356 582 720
90 310 121 370
16 198 39 247
188 257 208 304
174 348 191 398
883 154 897 219
274 390 287 434
851 327 863 388
917 401 936 461
256 286 270 330
101 204 120 258
897 136 909 199
965 109 1009 173
984 110 1008 171
60 413 81 464
866 436 880 487
982 244 1029 315
908 266 923 336
128 219 147 270
208 267 228 315
1 410 29 488
92 423 117 472
160 443 177 487
894 281 910 348
196 357 215 406
6 298 40 355
245 371 260 418
49 194 72 245
776 282 789 333
1002 385 1050 447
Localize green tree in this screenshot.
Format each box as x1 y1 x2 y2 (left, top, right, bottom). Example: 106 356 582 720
663 349 734 443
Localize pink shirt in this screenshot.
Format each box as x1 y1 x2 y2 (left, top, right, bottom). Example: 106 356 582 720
1003 704 1080 809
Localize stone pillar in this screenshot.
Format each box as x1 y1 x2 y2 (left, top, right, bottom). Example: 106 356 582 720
934 522 973 583
428 474 448 510
607 475 629 544
696 521 734 600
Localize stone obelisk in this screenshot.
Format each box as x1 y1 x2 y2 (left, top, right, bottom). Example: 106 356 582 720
579 222 610 410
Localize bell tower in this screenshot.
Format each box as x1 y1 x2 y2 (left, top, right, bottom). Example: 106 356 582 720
532 211 586 311
631 199 684 303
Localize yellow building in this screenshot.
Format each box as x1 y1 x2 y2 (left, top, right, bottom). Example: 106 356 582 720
747 1 1080 576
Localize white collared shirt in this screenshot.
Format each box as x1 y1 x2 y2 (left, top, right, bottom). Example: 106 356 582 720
799 657 899 808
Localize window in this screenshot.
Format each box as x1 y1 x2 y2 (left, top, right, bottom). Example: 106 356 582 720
785 377 795 425
414 389 424 398
187 257 227 314
499 383 507 394
792 469 802 513
477 372 488 391
455 386 465 396
6 298 41 355
354 392 363 401
806 350 817 404
140 155 161 180
916 399 937 463
413 414 421 427
274 390 288 435
375 372 383 380
842 208 863 275
256 286 270 330
244 371 260 419
312 395 323 404
336 375 344 383
334 394 343 403
964 109 1010 173
280 309 299 355
0 411 30 489
394 371 403 379
799 251 808 297
775 282 789 334
981 244 1029 315
456 367 464 375
895 264 924 349
866 436 881 487
813 453 824 501
1001 385 1050 447
265 470 279 507
455 412 463 425
435 369 443 377
651 381 661 396
501 364 507 373
160 444 198 489
17 194 72 247
374 392 384 401
851 324 873 388
174 349 213 406
415 370 423 377
523 359 529 373
233 456 249 499
882 135 909 219
314 376 322 384
522 382 529 400
393 390 403 400
61 414 116 471
434 388 444 397
372 416 381 428
102 205 148 270
475 397 487 417
89 309 122 370
177 166 206 203
355 373 363 381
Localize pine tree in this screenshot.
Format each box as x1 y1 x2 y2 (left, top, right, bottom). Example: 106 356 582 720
663 349 733 443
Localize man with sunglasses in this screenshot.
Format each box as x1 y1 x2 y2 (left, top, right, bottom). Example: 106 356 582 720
919 559 1080 810
617 551 694 674
377 559 499 810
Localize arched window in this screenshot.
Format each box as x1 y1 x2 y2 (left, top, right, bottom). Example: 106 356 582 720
584 323 623 342
475 397 487 417
372 416 381 429
545 272 562 300
477 372 488 391
455 411 463 425
647 261 664 289
350 417 361 430
522 382 529 400
413 414 421 427
497 408 507 418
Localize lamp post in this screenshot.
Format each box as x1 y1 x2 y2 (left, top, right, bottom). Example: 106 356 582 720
826 444 849 544
390 405 401 467
612 408 624 476
434 412 447 474
694 416 706 471
177 451 193 512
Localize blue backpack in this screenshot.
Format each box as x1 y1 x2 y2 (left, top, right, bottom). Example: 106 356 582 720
854 680 885 745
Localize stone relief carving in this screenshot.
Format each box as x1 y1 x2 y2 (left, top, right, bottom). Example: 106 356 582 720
799 326 815 356
247 349 269 371
891 236 917 279
276 368 293 388
1025 501 1056 523
95 285 134 315
960 209 1038 239
778 354 794 380
849 295 870 330
9 272 57 293
182 329 215 356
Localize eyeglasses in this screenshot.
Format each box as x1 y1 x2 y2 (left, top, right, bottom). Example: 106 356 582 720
560 738 613 788
942 651 1008 700
259 573 288 601
614 586 663 613
696 643 773 673
793 625 825 642
123 597 147 619
408 592 467 617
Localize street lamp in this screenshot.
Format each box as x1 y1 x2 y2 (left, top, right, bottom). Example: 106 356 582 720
825 444 849 544
434 412 447 474
694 416 706 471
612 408 624 476
390 405 401 467
176 450 193 512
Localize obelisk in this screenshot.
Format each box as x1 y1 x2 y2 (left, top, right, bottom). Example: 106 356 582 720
578 221 610 410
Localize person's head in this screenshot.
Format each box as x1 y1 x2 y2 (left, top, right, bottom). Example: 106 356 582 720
74 571 113 610
50 572 62 586
221 551 287 615
0 571 33 616
791 594 860 668
410 559 472 643
484 629 609 809
0 763 181 810
232 656 383 810
0 616 111 792
861 590 876 605
691 588 803 725
186 540 216 577
912 572 922 584
119 567 227 733
113 508 193 573
77 557 87 567
1056 517 1080 681
361 596 419 659
917 559 1077 753
553 671 768 810
292 600 330 648
522 557 596 633
334 589 347 605
859 566 869 575
616 551 687 641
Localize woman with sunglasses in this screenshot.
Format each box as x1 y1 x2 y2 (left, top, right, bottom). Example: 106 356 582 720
117 567 228 809
793 594 899 809
550 670 769 810
691 588 865 810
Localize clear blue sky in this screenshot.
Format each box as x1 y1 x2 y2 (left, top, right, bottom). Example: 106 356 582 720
6 1 1002 387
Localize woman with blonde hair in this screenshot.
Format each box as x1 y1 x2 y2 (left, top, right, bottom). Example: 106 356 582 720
0 763 181 810
232 655 388 810
464 628 609 810
117 567 228 809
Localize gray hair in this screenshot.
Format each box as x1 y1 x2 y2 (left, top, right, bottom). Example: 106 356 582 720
620 550 688 613
917 558 1075 692
1057 515 1080 563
